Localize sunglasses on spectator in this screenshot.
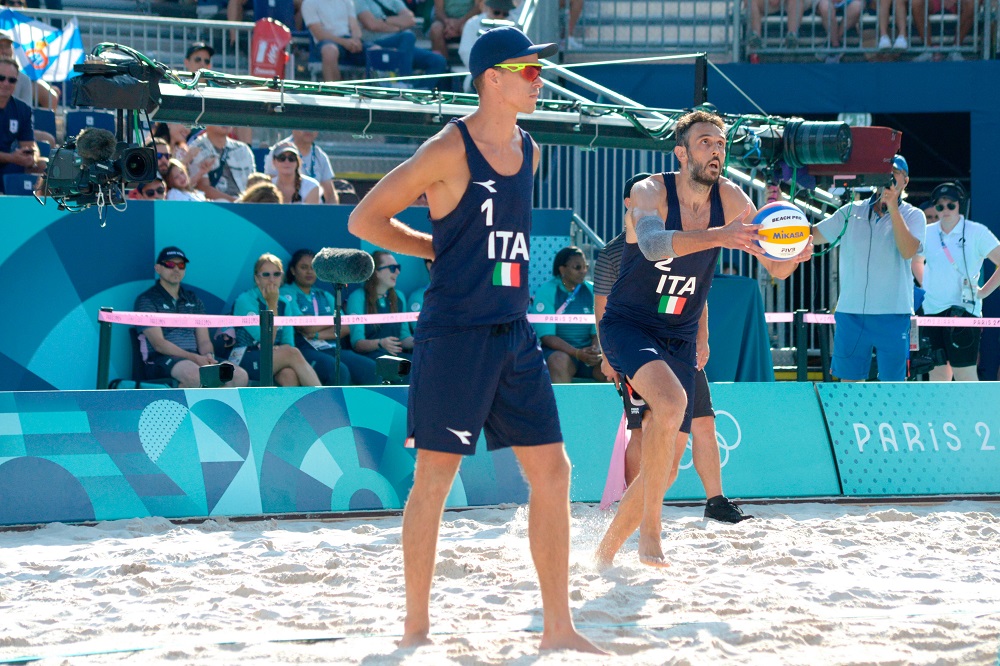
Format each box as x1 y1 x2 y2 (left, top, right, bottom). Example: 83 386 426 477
0 75 18 84
191 56 211 64
377 264 402 273
160 260 187 270
493 63 543 82
257 271 282 278
274 153 298 162
488 9 509 16
935 202 958 212
143 186 165 196
156 152 170 160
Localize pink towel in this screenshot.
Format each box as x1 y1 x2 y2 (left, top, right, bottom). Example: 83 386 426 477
599 413 631 510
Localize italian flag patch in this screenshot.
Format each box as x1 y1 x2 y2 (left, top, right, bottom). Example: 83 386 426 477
492 262 521 287
658 295 686 314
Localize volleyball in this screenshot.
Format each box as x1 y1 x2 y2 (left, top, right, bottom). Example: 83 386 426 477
753 202 811 260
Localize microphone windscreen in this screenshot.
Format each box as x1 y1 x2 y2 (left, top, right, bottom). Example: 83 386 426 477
75 128 117 163
313 248 375 284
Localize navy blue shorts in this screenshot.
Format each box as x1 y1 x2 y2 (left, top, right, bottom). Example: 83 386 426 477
620 366 713 432
601 318 697 433
406 318 563 455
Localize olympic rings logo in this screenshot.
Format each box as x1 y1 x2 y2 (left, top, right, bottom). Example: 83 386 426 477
677 410 742 470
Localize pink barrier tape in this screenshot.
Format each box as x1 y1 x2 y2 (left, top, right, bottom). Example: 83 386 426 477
98 310 599 328
101 310 1000 329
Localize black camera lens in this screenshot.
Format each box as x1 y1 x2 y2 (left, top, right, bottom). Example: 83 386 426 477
119 146 157 182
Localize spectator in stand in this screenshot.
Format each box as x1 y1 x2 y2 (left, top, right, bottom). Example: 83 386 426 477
190 125 256 201
0 29 59 116
131 177 167 201
237 181 284 202
0 57 37 194
282 248 378 385
134 246 250 388
408 258 433 312
264 130 339 203
459 0 516 68
153 122 200 167
165 158 208 201
745 0 803 57
183 42 215 74
346 250 414 363
814 0 863 63
246 172 272 188
560 0 583 49
428 0 477 61
303 0 367 82
920 198 940 225
532 246 605 383
356 0 448 89
148 137 172 178
232 253 323 386
911 0 976 60
269 143 322 204
876 0 909 50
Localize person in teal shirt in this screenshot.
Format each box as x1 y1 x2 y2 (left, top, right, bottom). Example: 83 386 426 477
281 249 378 385
346 251 414 369
531 246 605 383
231 253 322 387
407 258 433 313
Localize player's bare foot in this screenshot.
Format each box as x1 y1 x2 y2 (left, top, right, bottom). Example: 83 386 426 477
540 629 609 655
398 632 433 648
638 535 669 568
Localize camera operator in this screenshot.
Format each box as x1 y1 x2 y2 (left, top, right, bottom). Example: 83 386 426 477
0 57 38 193
912 182 1000 381
812 154 927 381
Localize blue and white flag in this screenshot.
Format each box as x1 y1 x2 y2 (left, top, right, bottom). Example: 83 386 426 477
0 9 86 83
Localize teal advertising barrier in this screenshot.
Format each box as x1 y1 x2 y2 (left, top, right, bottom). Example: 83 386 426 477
817 383 1000 496
0 383 844 526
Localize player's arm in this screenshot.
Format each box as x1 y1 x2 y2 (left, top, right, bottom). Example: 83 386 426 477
719 184 811 279
631 178 766 259
348 130 460 259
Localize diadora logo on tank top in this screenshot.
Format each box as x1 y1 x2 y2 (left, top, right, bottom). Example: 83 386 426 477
474 180 497 193
653 258 696 315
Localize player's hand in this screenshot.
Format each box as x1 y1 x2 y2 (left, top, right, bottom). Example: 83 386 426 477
791 235 814 263
601 355 620 389
719 204 765 255
696 338 709 370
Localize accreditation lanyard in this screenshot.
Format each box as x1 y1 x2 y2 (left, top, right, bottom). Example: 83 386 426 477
555 283 583 315
938 220 975 302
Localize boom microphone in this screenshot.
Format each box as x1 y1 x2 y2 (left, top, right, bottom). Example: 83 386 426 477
312 248 375 284
75 128 117 163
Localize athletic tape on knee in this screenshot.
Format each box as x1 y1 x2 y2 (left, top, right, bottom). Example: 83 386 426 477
635 215 677 260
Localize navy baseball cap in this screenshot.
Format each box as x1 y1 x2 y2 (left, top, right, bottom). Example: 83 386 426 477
930 181 965 203
622 172 653 203
892 154 908 174
469 26 557 80
157 246 189 264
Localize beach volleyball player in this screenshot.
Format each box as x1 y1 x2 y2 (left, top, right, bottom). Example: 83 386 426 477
595 110 813 568
349 27 603 653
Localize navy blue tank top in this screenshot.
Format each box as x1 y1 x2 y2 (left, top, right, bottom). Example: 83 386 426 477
603 172 725 342
417 118 534 330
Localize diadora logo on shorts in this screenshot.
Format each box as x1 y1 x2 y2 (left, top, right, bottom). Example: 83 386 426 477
446 427 473 446
679 409 742 470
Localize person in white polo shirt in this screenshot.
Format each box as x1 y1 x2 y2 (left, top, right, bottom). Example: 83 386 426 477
913 182 1000 381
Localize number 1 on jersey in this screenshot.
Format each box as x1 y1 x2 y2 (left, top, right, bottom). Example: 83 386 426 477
481 198 494 227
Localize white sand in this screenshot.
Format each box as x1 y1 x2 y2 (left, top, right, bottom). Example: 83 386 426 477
1 501 998 665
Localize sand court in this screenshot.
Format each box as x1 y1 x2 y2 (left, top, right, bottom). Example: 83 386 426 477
0 501 998 664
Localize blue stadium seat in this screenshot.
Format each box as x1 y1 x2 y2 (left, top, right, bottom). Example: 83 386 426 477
253 0 295 29
3 173 39 196
33 108 56 137
37 141 51 158
65 110 116 139
252 146 269 172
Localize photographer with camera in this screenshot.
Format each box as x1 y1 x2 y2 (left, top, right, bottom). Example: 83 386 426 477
813 155 927 382
0 57 37 193
912 182 1000 381
135 247 249 388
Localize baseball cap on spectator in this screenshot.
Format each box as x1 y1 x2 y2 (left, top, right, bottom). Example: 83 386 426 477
469 26 557 80
185 42 214 59
918 200 935 212
484 0 516 11
891 154 908 175
622 172 653 204
930 182 964 204
272 143 300 158
157 246 189 264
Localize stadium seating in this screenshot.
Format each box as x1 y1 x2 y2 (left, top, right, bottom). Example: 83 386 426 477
3 173 39 196
32 108 56 138
64 110 116 139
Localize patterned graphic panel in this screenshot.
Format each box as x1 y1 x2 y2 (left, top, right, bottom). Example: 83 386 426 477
817 383 1000 496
